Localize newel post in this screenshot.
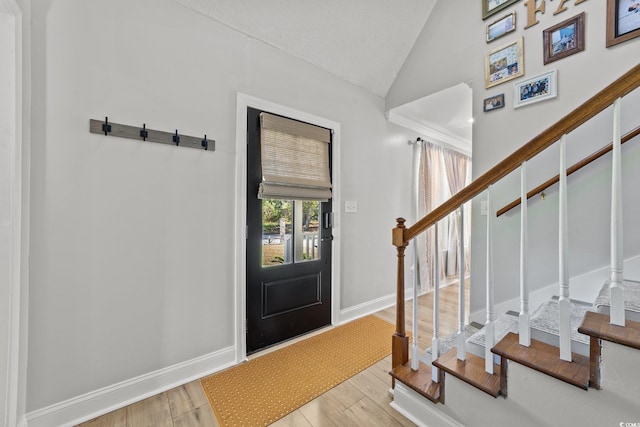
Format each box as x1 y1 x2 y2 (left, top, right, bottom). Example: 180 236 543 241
392 218 409 370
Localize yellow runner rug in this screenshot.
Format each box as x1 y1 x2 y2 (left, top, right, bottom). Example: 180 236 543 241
200 315 395 427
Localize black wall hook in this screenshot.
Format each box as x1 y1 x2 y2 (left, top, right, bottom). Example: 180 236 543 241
202 135 209 151
102 117 112 136
140 123 148 141
173 130 180 146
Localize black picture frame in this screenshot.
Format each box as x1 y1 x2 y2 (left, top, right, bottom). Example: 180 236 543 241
483 94 506 112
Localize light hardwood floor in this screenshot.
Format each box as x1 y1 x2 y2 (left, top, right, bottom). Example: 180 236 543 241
78 282 469 427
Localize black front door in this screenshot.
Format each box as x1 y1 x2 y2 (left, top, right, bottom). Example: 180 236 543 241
246 107 333 354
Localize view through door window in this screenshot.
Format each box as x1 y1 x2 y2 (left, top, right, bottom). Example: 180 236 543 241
262 200 321 266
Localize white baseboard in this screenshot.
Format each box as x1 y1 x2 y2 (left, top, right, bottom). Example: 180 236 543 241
470 254 640 324
339 287 416 325
390 383 463 427
24 346 236 427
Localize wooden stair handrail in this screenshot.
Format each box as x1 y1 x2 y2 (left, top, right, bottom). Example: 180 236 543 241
398 63 640 244
391 63 640 372
497 126 640 217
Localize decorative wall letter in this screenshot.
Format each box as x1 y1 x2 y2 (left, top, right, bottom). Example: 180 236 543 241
524 0 546 29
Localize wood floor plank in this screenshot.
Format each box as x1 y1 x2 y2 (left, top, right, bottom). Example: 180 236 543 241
349 368 415 426
368 356 393 385
269 409 314 427
297 381 364 427
167 380 210 419
126 393 173 427
173 405 219 427
343 396 406 427
77 407 127 427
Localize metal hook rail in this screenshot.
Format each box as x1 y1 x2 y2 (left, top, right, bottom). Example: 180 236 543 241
89 117 215 151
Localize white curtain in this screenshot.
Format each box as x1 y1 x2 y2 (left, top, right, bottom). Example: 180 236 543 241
443 150 470 277
415 140 471 291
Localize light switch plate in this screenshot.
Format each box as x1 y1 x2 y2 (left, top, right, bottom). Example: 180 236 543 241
345 201 358 213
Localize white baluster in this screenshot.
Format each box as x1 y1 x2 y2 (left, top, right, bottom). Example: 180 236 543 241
411 139 421 370
457 207 466 361
520 162 531 347
485 187 495 374
559 135 572 362
411 238 419 370
611 98 625 326
432 222 441 382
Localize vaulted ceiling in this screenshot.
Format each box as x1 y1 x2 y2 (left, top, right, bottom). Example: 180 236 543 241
172 0 472 150
172 0 438 98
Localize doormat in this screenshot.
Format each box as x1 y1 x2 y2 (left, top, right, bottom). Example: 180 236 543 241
200 315 395 427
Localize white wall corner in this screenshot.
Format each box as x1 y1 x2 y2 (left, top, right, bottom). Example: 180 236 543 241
24 346 235 427
390 382 463 427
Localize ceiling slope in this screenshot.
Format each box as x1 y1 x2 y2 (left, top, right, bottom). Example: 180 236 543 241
171 0 437 97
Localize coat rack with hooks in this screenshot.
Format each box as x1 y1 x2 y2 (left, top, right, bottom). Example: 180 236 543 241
89 117 215 151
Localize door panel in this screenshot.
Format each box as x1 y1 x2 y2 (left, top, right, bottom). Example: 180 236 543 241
246 107 332 354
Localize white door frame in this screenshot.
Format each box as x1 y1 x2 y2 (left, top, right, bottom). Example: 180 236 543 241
0 0 25 426
234 93 341 362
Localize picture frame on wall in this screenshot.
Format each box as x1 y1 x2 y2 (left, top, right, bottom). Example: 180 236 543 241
514 69 558 108
483 0 520 20
483 94 506 112
606 0 640 47
485 37 524 89
487 12 517 43
543 12 585 64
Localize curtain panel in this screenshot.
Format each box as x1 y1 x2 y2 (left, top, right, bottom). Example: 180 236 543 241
416 141 471 291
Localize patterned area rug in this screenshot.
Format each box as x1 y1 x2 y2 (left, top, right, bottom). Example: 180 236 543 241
200 315 395 427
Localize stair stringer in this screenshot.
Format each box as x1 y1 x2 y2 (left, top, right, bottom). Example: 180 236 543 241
391 340 640 427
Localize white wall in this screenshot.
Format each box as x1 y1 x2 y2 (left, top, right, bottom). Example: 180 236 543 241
0 8 16 426
26 0 417 413
386 0 640 314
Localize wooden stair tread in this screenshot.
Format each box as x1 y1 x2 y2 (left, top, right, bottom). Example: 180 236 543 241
491 332 589 390
578 311 640 350
390 361 442 403
432 348 501 398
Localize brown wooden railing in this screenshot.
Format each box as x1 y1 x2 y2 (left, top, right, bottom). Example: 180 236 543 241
391 63 640 371
496 126 640 217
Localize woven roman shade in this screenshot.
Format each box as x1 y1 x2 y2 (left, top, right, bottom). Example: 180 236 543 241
258 113 332 201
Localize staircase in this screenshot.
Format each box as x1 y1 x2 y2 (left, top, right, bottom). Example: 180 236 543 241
389 64 640 427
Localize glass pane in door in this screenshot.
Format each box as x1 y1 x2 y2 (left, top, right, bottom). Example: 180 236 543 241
262 200 292 266
295 201 321 263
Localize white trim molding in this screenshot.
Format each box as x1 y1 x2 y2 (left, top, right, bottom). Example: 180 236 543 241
24 347 235 427
0 1 25 426
390 382 464 427
235 93 342 363
386 110 472 157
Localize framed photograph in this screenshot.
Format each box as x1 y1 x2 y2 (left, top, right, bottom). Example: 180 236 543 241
514 69 558 108
607 0 640 47
483 0 520 20
485 38 524 89
543 12 585 64
487 12 517 43
484 94 506 112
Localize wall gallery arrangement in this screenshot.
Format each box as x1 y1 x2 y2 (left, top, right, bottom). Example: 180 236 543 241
481 0 639 111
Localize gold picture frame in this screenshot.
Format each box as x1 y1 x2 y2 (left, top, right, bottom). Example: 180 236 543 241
485 38 524 88
487 12 517 43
